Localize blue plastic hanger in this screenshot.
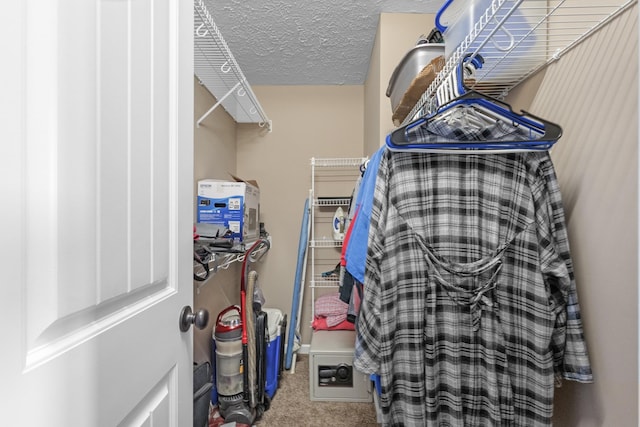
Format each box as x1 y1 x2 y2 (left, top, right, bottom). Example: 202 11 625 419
386 56 562 153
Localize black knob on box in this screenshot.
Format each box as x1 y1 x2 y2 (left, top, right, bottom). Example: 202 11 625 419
336 364 350 380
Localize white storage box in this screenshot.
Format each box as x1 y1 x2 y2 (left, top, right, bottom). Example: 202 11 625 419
197 177 260 242
436 0 536 69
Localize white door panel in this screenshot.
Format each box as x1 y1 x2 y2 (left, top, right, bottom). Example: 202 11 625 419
1 0 194 425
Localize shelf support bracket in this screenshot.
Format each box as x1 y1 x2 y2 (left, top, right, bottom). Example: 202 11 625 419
197 81 242 127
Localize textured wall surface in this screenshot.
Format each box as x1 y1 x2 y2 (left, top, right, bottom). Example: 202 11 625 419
206 0 441 85
530 6 638 426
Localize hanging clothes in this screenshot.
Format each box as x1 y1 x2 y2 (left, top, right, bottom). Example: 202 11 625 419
343 146 385 283
338 147 385 319
354 149 592 426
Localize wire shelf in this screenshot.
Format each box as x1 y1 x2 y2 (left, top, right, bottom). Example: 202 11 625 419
310 277 341 288
193 237 271 292
194 0 271 130
402 0 637 123
310 239 343 248
308 158 363 321
313 197 352 207
311 157 367 168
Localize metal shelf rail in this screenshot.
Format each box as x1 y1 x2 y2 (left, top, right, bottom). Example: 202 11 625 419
194 0 272 131
402 0 637 124
194 237 271 293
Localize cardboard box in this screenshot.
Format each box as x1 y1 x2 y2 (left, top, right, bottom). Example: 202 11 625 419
197 176 260 242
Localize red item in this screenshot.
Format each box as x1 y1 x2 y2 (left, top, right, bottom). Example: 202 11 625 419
340 206 360 266
312 317 355 331
314 292 348 326
215 305 242 334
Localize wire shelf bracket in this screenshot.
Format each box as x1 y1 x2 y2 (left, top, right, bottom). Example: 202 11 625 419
194 0 272 132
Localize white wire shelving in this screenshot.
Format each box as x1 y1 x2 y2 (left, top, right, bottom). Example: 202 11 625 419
402 0 637 124
194 236 271 293
308 157 367 320
312 275 342 288
194 0 272 131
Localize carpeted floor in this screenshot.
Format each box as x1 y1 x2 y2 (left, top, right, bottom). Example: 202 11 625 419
256 355 379 426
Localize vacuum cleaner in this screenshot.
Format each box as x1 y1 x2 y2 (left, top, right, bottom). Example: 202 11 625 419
217 238 271 425
213 306 246 420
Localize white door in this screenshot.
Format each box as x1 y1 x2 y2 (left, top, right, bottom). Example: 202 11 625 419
0 0 194 426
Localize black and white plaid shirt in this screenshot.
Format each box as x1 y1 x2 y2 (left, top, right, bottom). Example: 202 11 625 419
354 149 592 426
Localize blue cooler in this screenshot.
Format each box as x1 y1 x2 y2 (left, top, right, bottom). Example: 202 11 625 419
263 308 284 398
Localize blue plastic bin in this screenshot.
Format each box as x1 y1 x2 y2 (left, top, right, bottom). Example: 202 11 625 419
263 308 284 399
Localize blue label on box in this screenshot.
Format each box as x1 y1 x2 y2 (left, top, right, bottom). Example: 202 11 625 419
197 195 245 239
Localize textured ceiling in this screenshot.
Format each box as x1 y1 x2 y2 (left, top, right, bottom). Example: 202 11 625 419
204 0 442 85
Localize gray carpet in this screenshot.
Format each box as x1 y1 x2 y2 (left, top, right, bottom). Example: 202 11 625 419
256 355 379 426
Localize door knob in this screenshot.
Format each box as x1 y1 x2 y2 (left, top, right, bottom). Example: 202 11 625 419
179 306 209 332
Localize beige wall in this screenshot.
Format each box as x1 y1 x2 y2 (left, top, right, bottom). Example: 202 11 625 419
504 68 547 112
193 83 364 360
235 85 364 345
364 13 435 155
192 77 243 363
529 6 638 426
364 19 382 156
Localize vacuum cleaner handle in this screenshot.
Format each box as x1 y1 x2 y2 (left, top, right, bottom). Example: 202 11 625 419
216 305 241 324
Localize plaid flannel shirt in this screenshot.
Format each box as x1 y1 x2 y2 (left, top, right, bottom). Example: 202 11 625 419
354 149 592 426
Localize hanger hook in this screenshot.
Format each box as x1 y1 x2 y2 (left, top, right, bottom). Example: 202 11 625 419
237 87 246 97
221 61 231 73
195 23 209 37
490 16 515 52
